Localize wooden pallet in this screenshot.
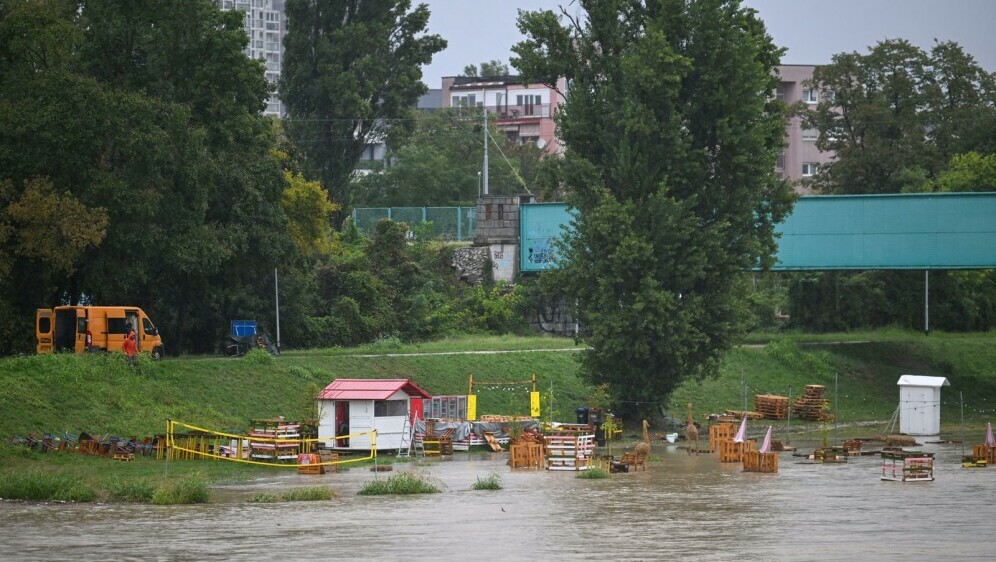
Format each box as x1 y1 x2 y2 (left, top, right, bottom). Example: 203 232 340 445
113 452 135 461
754 394 790 420
743 450 778 473
483 432 504 452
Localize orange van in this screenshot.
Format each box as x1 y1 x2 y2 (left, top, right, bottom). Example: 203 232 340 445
36 306 165 360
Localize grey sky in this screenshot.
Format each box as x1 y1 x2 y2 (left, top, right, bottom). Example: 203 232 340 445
418 0 996 88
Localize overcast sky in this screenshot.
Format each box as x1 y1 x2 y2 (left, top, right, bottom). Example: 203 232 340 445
418 0 996 87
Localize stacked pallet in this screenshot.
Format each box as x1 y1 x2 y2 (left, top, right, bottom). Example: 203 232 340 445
754 395 790 420
792 385 833 421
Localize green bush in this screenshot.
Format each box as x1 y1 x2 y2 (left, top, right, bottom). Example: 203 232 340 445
357 471 440 495
247 493 279 503
576 468 609 479
281 486 334 501
470 473 503 491
0 470 97 502
242 348 274 364
151 476 210 505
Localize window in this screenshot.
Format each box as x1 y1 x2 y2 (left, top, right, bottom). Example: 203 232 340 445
802 128 819 141
824 89 836 101
802 89 818 104
142 318 157 336
38 316 51 333
77 317 88 334
107 317 132 334
452 94 477 108
374 400 408 417
802 162 818 177
775 152 786 170
775 85 786 102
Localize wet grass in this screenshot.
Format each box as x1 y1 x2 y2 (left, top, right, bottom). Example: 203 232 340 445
281 486 334 501
247 492 279 503
150 475 209 505
357 471 440 495
0 470 97 502
470 473 503 490
576 467 609 479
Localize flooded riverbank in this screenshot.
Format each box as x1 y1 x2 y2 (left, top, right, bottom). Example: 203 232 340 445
2 439 993 561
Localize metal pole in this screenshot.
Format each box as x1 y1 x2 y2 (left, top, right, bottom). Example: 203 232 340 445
274 268 281 350
787 386 792 444
483 108 489 195
834 372 839 446
960 391 965 457
924 270 930 336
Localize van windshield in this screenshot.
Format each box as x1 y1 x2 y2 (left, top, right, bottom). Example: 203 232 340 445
142 318 157 336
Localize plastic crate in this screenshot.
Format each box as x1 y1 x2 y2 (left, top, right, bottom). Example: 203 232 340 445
231 320 257 337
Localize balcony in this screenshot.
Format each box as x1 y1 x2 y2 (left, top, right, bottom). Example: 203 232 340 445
451 103 552 120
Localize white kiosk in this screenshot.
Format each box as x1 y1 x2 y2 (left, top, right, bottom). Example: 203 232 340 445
897 375 949 435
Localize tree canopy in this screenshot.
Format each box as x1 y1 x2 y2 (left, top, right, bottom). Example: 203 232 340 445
0 0 295 354
350 108 544 206
280 0 446 213
462 59 511 77
512 0 795 405
802 39 996 194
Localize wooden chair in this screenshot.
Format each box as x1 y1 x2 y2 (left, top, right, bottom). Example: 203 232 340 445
621 450 648 471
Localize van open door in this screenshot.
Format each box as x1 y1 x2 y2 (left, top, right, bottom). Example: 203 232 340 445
36 309 54 354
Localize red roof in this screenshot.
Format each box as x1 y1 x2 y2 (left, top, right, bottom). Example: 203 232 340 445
318 378 432 401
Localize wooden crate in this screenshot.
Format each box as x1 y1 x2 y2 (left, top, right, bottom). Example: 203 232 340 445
719 439 755 463
743 450 778 473
973 445 996 464
509 442 544 469
708 423 735 453
297 453 323 475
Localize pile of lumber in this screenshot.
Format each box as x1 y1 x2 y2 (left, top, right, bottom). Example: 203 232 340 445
478 415 533 422
792 385 833 421
724 410 765 420
754 394 790 420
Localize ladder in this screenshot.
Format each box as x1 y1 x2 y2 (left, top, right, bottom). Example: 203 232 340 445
397 411 424 458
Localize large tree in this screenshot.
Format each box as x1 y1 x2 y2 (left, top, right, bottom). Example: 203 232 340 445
802 39 996 194
512 0 795 404
280 0 446 213
0 0 294 354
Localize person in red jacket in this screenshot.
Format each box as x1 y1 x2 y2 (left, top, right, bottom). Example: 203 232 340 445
123 329 138 366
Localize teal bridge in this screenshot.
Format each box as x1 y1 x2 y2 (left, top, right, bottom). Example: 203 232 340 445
520 192 996 273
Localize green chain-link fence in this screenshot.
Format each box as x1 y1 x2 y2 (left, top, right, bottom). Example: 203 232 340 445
352 207 477 241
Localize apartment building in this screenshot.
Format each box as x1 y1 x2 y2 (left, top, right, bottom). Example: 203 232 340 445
440 75 568 154
217 0 286 116
776 65 835 188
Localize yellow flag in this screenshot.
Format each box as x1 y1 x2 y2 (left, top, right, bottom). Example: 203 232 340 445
530 391 540 418
467 395 477 421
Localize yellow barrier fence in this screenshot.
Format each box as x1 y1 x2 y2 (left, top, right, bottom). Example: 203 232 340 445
166 419 377 468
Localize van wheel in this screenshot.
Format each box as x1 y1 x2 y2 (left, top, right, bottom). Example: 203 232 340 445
152 346 164 361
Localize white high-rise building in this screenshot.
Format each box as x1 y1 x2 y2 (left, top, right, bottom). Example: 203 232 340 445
217 0 286 116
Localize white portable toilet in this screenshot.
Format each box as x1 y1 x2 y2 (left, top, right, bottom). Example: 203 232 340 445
897 375 950 435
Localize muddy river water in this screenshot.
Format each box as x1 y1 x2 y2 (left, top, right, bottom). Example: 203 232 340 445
1 439 993 561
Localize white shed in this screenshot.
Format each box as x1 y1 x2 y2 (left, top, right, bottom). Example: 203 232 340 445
316 378 431 451
897 375 949 435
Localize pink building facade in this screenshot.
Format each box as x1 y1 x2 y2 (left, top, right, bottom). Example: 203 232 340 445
441 75 567 154
776 65 835 190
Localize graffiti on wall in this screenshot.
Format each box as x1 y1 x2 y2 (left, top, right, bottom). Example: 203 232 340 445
525 238 555 266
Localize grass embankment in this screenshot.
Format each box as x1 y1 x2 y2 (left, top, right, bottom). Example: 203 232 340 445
2 331 995 502
668 331 996 431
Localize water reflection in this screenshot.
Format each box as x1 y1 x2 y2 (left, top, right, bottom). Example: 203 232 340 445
1 440 993 561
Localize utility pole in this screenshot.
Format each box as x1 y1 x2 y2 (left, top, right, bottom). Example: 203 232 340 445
274 267 281 350
483 107 489 195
